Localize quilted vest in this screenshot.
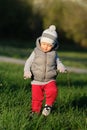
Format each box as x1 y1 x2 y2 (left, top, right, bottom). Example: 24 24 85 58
31 40 58 82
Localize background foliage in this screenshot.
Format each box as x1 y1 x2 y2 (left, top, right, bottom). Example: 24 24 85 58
0 0 87 48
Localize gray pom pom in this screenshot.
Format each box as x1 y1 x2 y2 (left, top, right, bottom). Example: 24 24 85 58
49 25 56 31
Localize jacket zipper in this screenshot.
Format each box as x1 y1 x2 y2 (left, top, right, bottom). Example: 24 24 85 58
44 53 47 81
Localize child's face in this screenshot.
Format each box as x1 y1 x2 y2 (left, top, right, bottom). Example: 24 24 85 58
40 42 53 52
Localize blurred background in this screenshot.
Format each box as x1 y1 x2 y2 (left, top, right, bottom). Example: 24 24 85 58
0 1 87 129
0 0 87 50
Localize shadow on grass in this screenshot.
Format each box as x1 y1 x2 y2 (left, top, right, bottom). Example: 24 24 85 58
57 73 87 88
57 80 87 88
71 95 87 109
53 95 87 114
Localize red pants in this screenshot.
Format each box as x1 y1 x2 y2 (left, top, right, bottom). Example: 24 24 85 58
31 81 58 113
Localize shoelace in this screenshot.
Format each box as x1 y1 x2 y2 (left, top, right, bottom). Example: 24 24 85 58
45 105 52 110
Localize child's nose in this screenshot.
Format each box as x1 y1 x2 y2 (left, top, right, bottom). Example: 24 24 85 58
45 45 48 48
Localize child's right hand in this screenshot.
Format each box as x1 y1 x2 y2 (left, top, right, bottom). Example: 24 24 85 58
24 71 32 79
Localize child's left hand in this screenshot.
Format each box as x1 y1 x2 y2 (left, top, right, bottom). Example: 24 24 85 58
58 66 67 73
24 71 32 79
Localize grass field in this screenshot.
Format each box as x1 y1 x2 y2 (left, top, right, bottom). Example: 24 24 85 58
0 62 87 130
0 44 87 69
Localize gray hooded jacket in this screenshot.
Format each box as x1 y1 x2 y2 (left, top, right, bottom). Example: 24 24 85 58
31 38 58 82
24 37 66 83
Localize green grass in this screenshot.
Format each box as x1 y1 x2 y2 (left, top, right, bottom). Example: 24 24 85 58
0 40 35 59
0 44 87 69
0 45 33 59
0 62 87 130
58 52 87 69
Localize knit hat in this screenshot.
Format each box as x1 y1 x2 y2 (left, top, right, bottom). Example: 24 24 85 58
41 25 58 46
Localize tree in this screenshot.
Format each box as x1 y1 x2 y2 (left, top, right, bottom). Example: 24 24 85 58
38 0 87 48
0 0 41 39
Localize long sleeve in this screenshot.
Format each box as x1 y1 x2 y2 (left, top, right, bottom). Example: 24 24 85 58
24 51 35 73
56 54 66 72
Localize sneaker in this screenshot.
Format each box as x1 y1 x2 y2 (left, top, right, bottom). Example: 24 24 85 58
42 105 52 116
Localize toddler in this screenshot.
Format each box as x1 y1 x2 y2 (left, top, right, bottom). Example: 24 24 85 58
24 25 66 116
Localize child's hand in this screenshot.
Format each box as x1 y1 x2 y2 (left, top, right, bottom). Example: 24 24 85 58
58 66 67 73
24 71 32 79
